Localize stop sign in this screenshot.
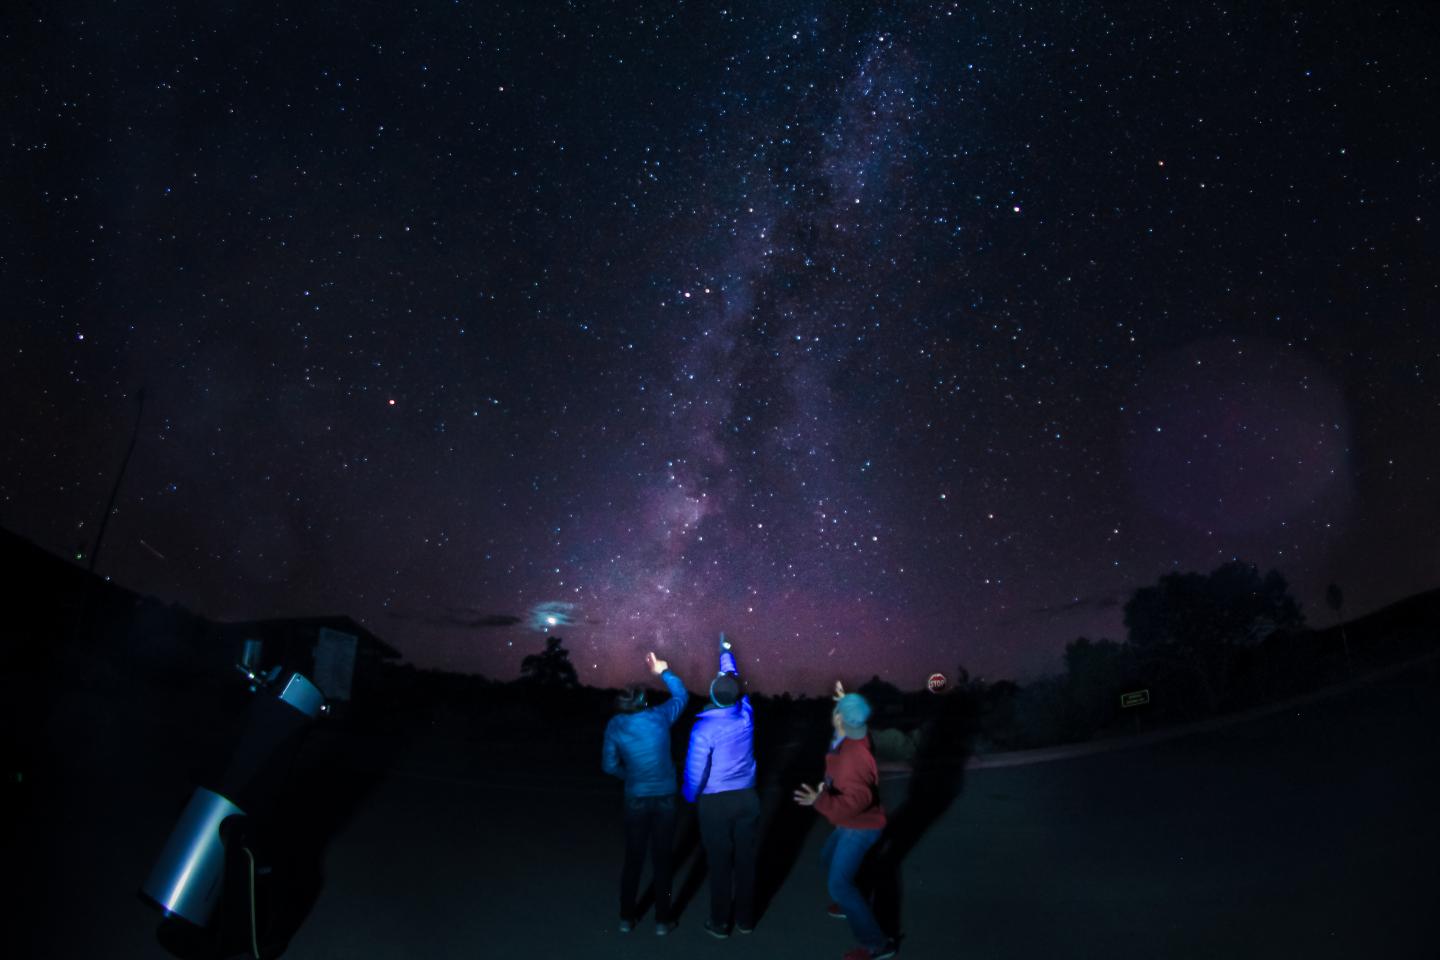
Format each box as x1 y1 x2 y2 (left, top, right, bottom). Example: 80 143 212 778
927 672 947 693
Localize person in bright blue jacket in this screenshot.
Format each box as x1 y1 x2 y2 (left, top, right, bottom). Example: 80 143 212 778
603 651 689 935
683 633 758 938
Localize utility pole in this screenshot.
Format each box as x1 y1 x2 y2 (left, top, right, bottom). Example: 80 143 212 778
73 387 146 648
88 387 146 576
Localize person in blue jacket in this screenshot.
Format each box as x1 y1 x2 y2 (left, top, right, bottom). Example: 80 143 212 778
603 650 689 935
683 633 758 938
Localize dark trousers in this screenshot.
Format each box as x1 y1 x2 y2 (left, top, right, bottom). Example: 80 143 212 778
620 793 677 923
696 787 759 928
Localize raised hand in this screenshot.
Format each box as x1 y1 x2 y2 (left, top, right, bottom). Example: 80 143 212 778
720 632 732 652
646 651 669 675
832 680 846 702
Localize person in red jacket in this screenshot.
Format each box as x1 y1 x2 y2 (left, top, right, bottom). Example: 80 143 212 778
794 682 898 960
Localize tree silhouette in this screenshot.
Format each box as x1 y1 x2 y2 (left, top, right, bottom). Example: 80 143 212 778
858 674 903 714
1124 561 1304 714
519 635 579 689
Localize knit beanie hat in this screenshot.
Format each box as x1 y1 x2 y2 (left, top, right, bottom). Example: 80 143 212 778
710 673 740 707
615 685 647 713
835 692 871 737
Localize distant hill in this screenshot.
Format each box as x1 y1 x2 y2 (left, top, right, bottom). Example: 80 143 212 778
1309 584 1440 666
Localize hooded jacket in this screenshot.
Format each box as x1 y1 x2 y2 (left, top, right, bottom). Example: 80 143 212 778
602 669 689 797
682 645 756 801
813 733 886 830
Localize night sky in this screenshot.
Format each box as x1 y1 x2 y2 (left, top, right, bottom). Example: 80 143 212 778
6 2 1438 692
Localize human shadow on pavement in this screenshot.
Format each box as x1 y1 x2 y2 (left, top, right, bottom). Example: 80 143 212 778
667 802 708 920
868 690 978 939
261 748 394 957
753 727 825 924
155 720 405 960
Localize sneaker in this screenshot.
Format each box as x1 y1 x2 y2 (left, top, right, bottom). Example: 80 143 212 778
826 903 848 920
736 923 754 934
703 919 731 939
618 918 635 934
655 921 677 936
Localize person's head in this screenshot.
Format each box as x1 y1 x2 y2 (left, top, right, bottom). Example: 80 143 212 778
832 692 871 739
709 672 741 708
615 685 648 714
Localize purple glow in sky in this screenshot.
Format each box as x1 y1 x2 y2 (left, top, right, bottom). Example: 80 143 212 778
5 2 1438 691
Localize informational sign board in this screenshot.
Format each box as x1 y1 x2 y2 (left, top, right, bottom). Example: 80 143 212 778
1120 689 1150 708
314 627 358 701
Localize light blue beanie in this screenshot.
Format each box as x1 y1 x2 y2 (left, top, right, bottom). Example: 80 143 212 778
835 693 871 736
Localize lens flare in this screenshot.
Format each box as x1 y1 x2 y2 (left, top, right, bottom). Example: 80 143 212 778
527 601 576 632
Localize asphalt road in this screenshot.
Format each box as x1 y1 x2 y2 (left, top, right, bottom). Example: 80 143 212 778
28 662 1439 959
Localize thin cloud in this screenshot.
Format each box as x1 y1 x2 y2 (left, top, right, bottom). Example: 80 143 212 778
1028 594 1124 617
387 608 521 628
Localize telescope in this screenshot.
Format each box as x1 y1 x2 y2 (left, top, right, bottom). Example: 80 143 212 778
141 665 326 958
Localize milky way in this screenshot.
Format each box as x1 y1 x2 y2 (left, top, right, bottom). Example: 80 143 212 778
5 2 1437 691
